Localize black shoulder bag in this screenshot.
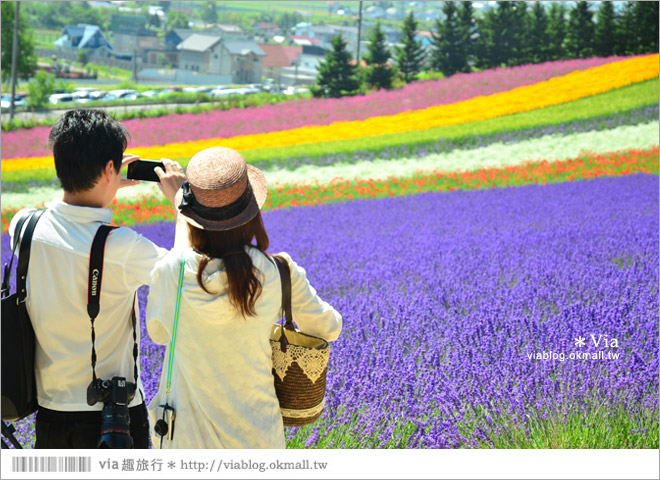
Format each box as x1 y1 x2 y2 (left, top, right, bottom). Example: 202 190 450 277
1 209 45 423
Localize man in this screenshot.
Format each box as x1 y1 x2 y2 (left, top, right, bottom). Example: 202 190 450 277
9 109 187 448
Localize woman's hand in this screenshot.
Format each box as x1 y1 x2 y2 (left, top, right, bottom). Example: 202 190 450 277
154 158 186 205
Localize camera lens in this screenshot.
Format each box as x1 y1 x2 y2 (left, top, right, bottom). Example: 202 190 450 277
97 402 133 449
154 419 169 437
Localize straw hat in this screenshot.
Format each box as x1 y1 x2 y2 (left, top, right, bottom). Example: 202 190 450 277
175 147 267 231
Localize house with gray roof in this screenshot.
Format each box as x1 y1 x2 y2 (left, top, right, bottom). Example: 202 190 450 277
178 35 265 83
54 24 113 57
112 25 159 61
221 40 266 83
166 28 197 49
177 34 223 73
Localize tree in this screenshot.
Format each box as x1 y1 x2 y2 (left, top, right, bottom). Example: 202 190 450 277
546 2 567 60
26 70 56 109
594 1 616 57
614 1 635 55
200 1 218 25
165 9 189 30
475 2 517 68
1 2 38 82
77 49 90 67
395 11 425 83
475 2 532 68
311 35 360 98
457 1 475 71
364 22 394 90
430 1 466 76
632 1 659 54
510 1 532 65
528 1 551 63
564 1 594 59
148 13 161 29
22 1 105 30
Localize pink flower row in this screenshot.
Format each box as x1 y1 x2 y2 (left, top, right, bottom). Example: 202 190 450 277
1 56 631 159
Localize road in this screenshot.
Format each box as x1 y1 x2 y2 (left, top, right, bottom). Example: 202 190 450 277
1 101 210 123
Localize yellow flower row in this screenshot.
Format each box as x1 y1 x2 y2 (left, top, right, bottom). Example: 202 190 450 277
2 54 658 172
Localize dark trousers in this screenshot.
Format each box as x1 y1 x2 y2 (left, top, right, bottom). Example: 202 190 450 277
35 403 150 449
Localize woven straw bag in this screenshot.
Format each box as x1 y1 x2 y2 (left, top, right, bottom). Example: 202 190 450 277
270 255 330 427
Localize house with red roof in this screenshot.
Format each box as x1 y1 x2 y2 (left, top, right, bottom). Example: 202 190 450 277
258 43 302 84
289 35 323 47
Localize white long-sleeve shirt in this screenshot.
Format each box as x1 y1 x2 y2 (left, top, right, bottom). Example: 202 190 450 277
9 200 167 411
146 247 342 449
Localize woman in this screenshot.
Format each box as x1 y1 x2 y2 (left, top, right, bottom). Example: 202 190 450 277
146 146 342 448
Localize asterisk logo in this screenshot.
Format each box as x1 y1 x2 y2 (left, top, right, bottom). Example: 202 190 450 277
574 336 586 347
168 461 176 470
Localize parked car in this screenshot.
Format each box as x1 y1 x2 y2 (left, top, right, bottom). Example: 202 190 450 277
283 86 309 96
88 90 107 101
1 94 26 111
243 85 261 95
183 86 213 94
158 87 183 97
139 90 159 98
49 93 75 105
103 89 139 101
209 88 237 97
73 87 96 94
72 89 96 103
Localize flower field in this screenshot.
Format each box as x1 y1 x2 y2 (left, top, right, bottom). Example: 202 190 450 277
1 54 658 449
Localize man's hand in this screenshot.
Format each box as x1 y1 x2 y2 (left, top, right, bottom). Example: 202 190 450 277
154 159 186 205
118 153 141 189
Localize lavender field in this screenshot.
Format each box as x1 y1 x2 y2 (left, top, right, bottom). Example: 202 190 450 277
4 174 657 448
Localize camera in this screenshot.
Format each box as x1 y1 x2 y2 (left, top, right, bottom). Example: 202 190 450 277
154 403 176 443
87 376 136 448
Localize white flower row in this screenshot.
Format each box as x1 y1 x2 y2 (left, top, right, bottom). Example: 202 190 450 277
4 121 658 209
263 121 659 186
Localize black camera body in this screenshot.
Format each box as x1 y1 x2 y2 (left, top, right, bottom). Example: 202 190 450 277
87 376 136 448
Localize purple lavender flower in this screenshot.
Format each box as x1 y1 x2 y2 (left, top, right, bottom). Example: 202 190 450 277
1 174 657 448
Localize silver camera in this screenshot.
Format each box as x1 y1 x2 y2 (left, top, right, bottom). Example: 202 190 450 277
154 404 176 441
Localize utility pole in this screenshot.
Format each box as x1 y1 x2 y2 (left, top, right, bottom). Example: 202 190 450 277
9 1 20 120
356 0 363 66
132 47 138 83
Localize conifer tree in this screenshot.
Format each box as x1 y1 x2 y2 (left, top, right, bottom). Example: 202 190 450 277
430 1 466 76
510 1 532 66
364 22 394 90
614 1 634 55
475 2 517 68
311 35 359 98
457 1 475 71
564 1 594 58
474 8 496 69
529 1 551 63
594 1 616 57
632 0 659 54
395 11 425 83
546 2 567 60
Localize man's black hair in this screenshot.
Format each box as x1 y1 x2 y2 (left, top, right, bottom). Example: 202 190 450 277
48 109 130 193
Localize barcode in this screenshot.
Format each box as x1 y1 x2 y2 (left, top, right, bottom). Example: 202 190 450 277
12 456 91 473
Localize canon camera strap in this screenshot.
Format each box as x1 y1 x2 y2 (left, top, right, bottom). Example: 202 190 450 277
86 225 142 401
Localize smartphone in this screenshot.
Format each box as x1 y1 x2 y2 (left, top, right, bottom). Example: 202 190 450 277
126 159 165 182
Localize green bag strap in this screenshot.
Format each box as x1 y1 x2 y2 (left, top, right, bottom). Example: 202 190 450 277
165 251 186 397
